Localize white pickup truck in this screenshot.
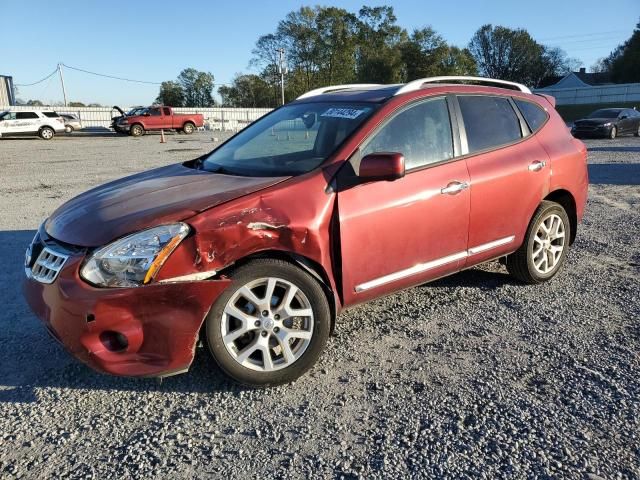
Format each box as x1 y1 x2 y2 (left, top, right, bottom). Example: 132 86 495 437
0 110 66 140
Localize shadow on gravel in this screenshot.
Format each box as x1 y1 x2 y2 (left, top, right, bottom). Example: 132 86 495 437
427 267 513 289
0 230 248 404
588 163 640 185
587 146 640 153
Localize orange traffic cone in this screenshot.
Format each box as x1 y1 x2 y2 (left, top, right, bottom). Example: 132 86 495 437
160 129 166 143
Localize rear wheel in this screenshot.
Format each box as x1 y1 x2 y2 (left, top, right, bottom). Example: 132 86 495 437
506 201 570 284
183 122 195 134
609 126 617 139
130 124 145 137
39 127 54 140
65 125 73 134
205 259 331 387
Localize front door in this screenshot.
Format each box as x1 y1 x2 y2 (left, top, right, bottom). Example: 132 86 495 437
337 96 470 306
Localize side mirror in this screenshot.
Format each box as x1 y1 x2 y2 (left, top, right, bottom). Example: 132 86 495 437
359 152 405 181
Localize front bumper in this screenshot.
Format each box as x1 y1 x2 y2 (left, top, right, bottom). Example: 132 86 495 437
571 125 611 138
23 243 230 377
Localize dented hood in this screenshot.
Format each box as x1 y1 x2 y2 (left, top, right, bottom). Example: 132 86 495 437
45 163 288 247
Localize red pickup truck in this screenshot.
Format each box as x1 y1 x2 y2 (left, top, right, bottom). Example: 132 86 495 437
118 106 204 136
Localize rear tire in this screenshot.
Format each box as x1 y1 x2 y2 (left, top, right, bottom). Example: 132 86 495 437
130 124 145 137
39 127 54 140
205 259 331 387
506 201 571 284
183 122 195 134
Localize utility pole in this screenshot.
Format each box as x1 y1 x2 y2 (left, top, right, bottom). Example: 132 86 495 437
276 48 286 105
58 63 68 107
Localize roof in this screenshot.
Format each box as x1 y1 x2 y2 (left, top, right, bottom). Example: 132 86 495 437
539 70 613 89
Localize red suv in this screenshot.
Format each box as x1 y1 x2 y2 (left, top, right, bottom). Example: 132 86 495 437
24 77 588 386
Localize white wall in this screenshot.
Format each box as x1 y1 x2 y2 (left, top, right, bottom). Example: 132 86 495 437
0 105 273 131
534 83 640 106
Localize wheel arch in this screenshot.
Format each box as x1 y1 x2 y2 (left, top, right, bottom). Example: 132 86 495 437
183 120 196 129
544 189 577 245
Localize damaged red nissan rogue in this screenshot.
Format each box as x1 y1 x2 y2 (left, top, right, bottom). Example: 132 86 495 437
24 77 588 386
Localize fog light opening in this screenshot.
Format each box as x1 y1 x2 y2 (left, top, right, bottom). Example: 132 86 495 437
99 330 129 352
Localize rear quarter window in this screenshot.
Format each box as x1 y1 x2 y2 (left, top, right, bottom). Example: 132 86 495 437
43 112 60 118
458 95 522 153
514 99 549 133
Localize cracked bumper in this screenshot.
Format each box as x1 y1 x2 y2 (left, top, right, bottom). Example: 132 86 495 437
23 255 230 377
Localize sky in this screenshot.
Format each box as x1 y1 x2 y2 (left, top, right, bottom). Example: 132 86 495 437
2 0 638 106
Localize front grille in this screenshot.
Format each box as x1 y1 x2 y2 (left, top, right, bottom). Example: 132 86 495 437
29 246 68 284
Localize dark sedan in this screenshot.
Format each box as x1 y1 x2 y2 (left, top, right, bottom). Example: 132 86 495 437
572 108 640 139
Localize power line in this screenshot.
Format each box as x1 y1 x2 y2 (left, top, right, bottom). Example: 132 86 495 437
61 63 163 85
14 68 59 87
538 29 628 42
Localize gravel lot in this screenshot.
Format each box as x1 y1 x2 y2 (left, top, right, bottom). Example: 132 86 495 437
0 131 639 479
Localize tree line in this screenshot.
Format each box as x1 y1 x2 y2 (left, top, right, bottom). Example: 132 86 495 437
154 7 640 108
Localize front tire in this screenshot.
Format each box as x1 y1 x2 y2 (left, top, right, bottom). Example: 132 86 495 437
506 201 570 284
634 124 640 137
39 127 54 140
205 259 331 387
609 126 617 139
130 124 145 137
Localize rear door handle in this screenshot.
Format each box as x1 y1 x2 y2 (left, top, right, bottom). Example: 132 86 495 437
440 181 469 195
528 160 546 172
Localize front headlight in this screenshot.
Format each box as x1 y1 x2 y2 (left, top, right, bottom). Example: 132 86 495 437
80 223 189 287
603 122 612 127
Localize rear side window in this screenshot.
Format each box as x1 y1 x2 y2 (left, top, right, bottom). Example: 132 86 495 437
362 97 454 170
458 96 522 153
43 112 59 118
16 112 40 119
514 99 548 132
163 107 171 116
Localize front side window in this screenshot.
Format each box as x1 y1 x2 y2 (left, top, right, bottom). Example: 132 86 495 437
514 99 548 133
362 97 454 170
458 95 522 153
148 108 161 116
202 102 377 176
16 112 39 120
0 112 16 121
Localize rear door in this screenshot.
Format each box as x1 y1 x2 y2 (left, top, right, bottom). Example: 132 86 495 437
337 96 471 305
455 94 550 266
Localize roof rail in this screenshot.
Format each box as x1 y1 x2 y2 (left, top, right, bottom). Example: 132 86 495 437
394 76 531 96
296 84 381 100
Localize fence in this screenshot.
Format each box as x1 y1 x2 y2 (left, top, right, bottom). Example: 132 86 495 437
534 82 640 106
0 105 273 131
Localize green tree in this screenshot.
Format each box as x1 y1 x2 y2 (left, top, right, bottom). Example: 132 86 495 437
69 101 86 107
156 81 185 106
177 68 215 107
606 21 640 83
218 74 273 107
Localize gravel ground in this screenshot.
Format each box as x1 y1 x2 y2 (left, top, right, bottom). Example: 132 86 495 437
0 131 639 479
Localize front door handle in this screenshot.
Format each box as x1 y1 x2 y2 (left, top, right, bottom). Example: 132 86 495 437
528 160 546 172
440 181 469 195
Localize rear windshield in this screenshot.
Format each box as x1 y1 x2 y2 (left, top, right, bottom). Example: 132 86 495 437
201 102 377 176
588 109 621 119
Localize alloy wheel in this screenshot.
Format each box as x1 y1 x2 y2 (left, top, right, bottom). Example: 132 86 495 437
220 277 314 372
531 213 566 274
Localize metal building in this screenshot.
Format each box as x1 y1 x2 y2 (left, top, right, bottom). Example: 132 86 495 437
0 75 16 106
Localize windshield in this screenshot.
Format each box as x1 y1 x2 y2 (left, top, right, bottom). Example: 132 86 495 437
201 102 377 176
588 109 621 119
127 107 146 116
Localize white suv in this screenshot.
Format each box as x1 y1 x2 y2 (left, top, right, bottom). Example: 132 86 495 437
0 110 66 140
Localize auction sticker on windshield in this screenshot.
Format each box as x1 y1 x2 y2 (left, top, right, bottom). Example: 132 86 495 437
321 107 367 120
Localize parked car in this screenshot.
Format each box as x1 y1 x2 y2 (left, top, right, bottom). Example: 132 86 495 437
572 107 640 139
111 106 145 133
0 110 65 139
23 77 588 386
118 106 204 136
59 114 82 133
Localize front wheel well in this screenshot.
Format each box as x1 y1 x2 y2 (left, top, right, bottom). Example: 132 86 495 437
217 250 338 332
544 189 577 244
